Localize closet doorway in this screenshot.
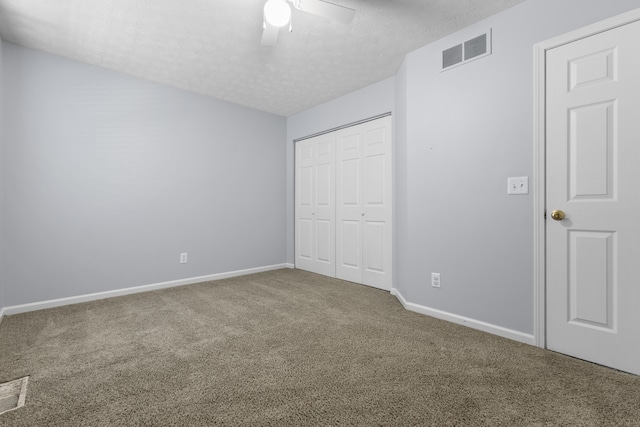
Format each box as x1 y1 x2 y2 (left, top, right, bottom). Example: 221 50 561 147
294 115 393 290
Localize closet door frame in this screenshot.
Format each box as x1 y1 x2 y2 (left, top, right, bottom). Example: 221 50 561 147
294 113 393 290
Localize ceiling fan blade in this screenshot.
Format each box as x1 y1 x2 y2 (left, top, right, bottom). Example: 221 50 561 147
295 0 356 24
261 22 281 46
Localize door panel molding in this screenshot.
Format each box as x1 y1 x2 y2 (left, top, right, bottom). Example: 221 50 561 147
533 7 640 350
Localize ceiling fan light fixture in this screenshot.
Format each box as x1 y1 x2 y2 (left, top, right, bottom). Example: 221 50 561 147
264 0 291 27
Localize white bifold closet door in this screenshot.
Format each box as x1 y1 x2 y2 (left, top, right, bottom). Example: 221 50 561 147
295 132 336 277
295 115 392 290
336 116 393 290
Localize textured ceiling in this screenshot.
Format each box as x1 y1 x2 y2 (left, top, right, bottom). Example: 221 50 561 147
0 0 525 116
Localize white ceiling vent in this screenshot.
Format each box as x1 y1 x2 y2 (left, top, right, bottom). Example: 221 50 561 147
442 30 492 71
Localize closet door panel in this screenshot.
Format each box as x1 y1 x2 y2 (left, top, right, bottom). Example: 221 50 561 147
295 133 336 276
313 133 336 277
295 139 316 272
336 126 364 282
361 117 393 289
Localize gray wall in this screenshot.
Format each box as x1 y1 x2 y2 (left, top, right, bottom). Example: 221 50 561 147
286 0 640 335
285 77 396 263
3 0 639 327
396 0 640 334
3 42 287 306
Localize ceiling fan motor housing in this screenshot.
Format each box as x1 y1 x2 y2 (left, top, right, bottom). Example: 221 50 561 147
264 0 291 27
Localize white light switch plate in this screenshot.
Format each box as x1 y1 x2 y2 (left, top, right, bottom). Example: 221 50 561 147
507 176 529 195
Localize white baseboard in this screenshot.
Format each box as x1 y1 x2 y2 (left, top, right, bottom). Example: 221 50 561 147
284 263 295 269
0 307 5 326
3 263 292 316
390 287 535 346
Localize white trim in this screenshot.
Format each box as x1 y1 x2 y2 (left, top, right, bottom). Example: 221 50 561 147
0 307 5 326
532 7 640 350
391 288 535 346
2 263 291 316
532 40 547 349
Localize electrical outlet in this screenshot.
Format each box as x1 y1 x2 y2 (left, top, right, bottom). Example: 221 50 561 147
431 272 441 288
180 253 188 264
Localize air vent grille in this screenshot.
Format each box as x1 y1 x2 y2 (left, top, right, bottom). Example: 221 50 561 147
464 34 488 60
442 30 492 71
443 44 463 69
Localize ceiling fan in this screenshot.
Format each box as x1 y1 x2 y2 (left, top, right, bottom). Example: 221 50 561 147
261 0 356 46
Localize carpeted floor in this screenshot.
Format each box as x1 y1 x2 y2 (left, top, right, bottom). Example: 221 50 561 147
0 269 638 426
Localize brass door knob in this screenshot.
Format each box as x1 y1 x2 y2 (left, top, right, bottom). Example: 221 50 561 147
551 210 565 221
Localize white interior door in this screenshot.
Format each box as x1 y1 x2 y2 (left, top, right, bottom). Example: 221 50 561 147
336 116 392 290
546 19 640 375
295 133 336 276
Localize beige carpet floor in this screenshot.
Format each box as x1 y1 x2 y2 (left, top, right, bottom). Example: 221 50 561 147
0 269 638 426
